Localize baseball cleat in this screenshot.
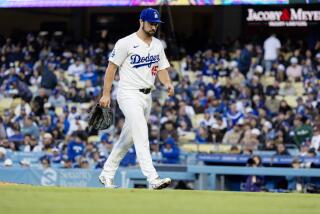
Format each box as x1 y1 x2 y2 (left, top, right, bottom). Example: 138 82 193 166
99 175 117 189
149 177 171 190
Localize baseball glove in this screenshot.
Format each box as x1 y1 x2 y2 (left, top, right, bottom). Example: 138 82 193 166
88 104 113 132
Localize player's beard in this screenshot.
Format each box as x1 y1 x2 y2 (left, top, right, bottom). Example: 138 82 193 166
142 23 156 37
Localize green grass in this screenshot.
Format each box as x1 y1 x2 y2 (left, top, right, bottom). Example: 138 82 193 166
1 186 320 214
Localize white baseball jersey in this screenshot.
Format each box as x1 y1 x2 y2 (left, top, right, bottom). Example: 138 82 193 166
109 33 170 90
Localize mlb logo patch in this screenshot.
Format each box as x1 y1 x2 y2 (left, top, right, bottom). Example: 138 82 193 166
154 12 158 19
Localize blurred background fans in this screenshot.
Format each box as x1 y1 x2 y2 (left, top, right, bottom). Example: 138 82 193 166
0 0 320 192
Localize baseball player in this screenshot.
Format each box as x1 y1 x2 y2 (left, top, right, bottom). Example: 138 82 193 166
98 8 174 189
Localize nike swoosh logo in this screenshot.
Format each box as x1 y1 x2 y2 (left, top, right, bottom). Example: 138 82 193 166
133 45 139 48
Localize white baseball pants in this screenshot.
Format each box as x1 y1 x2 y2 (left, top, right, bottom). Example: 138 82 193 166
100 88 159 182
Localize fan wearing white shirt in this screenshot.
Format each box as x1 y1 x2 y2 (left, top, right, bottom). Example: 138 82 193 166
310 126 320 152
263 34 281 72
98 8 174 190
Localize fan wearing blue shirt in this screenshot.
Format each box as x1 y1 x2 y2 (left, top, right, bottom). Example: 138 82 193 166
161 138 180 164
67 135 85 162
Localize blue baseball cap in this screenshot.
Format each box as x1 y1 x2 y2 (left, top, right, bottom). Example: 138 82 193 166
140 8 163 23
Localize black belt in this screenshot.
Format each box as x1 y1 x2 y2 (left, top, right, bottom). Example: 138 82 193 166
139 88 152 94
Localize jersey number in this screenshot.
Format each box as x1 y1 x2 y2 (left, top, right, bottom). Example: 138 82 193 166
151 65 158 76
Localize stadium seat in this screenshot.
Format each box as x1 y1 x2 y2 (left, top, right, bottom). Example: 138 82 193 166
218 77 227 86
76 81 85 89
180 143 234 153
192 113 204 128
0 98 13 113
293 82 304 96
88 135 100 143
178 132 196 143
171 61 180 72
181 143 213 153
261 76 275 87
284 95 298 108
184 72 197 82
55 107 63 115
64 72 75 83
203 76 212 84
11 98 22 108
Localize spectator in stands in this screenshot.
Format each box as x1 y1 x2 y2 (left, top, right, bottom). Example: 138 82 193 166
238 42 253 75
247 76 264 97
37 132 55 152
263 33 281 72
40 63 58 90
67 134 85 162
79 159 90 169
286 57 302 81
279 79 296 96
293 115 313 146
40 155 51 169
286 159 304 192
68 106 80 121
241 128 261 151
200 111 215 128
244 155 264 192
161 138 180 164
177 120 191 139
310 125 320 152
177 105 193 130
275 64 286 82
74 89 90 103
278 100 292 115
160 121 178 141
265 94 280 118
84 141 97 161
21 116 40 140
221 78 239 100
226 101 244 128
67 115 87 135
61 157 73 169
192 99 205 114
230 67 245 86
195 126 211 144
206 76 222 99
14 100 31 117
51 148 62 164
229 145 240 154
150 140 162 163
97 134 113 158
0 147 7 163
67 57 85 76
10 77 33 102
211 114 227 142
32 88 48 116
273 143 291 157
0 117 6 140
222 120 243 145
48 89 66 108
178 101 195 120
299 143 309 157
7 123 24 150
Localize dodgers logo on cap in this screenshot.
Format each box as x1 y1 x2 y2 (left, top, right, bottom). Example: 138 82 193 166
140 8 163 23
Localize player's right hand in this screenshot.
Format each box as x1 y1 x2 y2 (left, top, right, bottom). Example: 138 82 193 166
99 95 111 108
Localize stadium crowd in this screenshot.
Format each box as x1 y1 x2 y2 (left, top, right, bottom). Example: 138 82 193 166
0 32 320 172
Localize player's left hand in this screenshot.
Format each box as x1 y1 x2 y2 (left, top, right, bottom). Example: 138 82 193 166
166 84 174 97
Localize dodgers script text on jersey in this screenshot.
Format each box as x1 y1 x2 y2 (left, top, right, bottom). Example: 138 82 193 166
130 54 160 68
